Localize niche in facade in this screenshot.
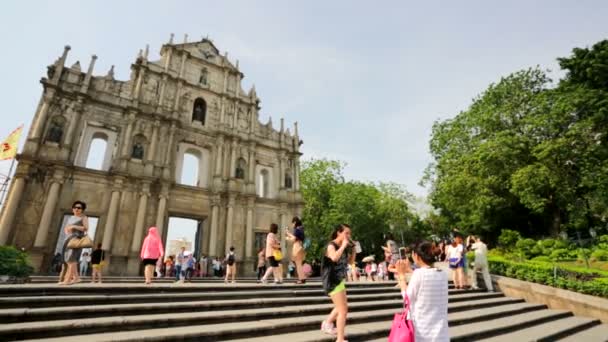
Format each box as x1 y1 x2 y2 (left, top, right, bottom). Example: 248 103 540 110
192 98 206 125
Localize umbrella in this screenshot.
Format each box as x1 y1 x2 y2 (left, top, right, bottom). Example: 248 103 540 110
362 255 375 263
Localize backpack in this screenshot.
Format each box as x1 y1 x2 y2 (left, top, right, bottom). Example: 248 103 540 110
227 253 235 266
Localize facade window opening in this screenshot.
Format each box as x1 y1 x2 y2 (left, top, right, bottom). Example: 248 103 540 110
192 98 206 125
181 152 200 187
285 170 293 189
258 169 269 198
46 116 66 144
86 135 108 170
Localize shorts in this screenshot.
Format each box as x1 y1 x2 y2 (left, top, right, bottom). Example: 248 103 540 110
143 258 158 266
267 256 279 267
448 258 464 269
329 280 346 296
92 264 101 270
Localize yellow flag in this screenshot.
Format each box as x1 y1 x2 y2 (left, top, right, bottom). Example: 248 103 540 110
0 125 23 160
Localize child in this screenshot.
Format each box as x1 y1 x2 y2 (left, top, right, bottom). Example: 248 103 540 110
377 261 387 281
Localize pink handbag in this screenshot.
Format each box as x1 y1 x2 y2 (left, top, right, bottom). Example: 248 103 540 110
388 294 415 342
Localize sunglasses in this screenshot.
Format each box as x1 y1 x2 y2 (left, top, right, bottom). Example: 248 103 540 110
73 206 83 210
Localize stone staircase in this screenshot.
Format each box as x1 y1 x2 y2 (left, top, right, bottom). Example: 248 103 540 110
0 279 606 341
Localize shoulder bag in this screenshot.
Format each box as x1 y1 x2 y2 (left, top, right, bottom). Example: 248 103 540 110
388 294 415 342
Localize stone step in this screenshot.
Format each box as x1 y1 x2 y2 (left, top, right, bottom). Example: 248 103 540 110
0 290 501 323
0 300 393 340
5 297 532 341
449 309 575 341
557 323 608 341
0 285 424 309
477 316 602 342
20 308 400 341
0 281 403 296
191 303 549 342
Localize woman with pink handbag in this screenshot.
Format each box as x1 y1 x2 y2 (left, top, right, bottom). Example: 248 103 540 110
390 241 449 342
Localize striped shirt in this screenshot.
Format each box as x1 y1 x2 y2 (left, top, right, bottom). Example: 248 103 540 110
405 267 449 342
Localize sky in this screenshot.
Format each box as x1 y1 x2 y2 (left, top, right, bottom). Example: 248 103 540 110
1 1 607 222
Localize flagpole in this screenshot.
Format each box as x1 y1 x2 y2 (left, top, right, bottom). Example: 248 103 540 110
0 158 15 207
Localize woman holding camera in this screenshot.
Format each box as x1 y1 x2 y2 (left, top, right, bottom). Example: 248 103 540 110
395 241 449 341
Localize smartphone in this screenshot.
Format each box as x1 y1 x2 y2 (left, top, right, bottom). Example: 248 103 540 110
399 247 407 260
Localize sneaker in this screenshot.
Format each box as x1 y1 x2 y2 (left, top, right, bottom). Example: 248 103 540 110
320 321 337 336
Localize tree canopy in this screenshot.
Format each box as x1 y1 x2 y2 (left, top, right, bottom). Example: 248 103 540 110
300 159 418 260
424 40 608 240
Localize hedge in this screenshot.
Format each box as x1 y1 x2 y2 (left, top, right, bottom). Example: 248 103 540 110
488 256 608 298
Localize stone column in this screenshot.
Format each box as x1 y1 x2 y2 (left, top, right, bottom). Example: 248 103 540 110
133 69 146 103
224 196 235 252
79 54 97 94
130 183 150 253
208 198 220 256
155 184 169 238
33 171 64 248
229 139 238 178
201 218 211 255
245 199 254 258
219 98 225 125
214 136 224 176
164 124 176 166
0 175 27 245
63 100 83 148
121 113 136 157
279 153 286 189
28 91 55 141
294 157 301 191
147 121 160 163
101 178 123 251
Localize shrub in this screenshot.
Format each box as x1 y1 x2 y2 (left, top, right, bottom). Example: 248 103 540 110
0 246 33 278
489 256 608 298
549 248 571 261
498 229 521 250
516 238 538 258
591 249 608 261
531 256 552 262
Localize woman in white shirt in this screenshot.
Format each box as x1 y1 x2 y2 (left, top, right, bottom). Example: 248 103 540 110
396 241 449 342
447 238 465 289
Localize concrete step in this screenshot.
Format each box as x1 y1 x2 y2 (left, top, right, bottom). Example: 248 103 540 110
0 290 499 323
228 303 545 342
20 308 401 341
0 285 428 309
477 315 602 342
450 309 574 341
0 300 394 340
0 281 401 296
5 296 530 341
557 323 608 341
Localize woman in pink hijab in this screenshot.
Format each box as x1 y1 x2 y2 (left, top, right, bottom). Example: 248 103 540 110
140 227 164 284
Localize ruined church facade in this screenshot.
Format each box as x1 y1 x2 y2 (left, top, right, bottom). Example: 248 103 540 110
0 35 304 275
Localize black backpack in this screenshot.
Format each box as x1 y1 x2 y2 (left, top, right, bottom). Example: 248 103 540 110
227 253 235 266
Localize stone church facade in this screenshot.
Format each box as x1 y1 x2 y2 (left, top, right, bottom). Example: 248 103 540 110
0 35 304 275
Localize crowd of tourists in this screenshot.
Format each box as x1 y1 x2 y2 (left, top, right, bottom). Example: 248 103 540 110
57 199 497 341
